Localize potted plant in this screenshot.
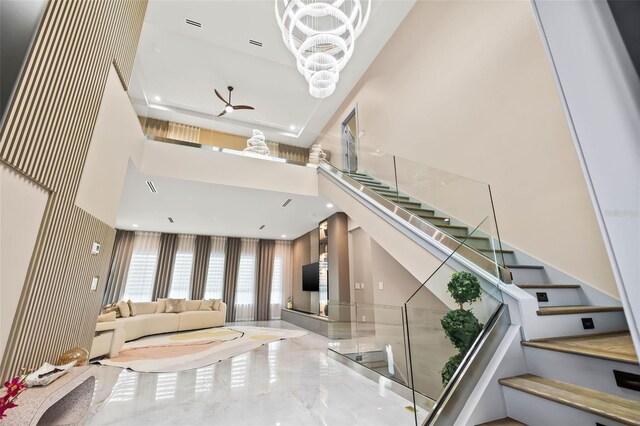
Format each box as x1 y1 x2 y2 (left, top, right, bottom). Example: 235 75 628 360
440 271 483 385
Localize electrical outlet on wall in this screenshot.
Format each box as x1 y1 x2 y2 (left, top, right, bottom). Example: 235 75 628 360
355 282 360 290
378 281 384 290
361 315 366 322
361 282 365 289
90 276 99 291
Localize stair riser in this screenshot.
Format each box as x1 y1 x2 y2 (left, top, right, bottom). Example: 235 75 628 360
460 238 492 251
496 252 517 265
520 288 582 307
524 346 640 401
440 228 469 239
510 268 546 285
502 386 627 426
421 217 450 227
527 311 628 340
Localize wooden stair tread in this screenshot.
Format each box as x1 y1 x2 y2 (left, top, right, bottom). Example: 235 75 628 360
522 331 638 365
506 264 544 269
517 284 580 289
480 249 515 254
498 374 640 425
537 305 624 316
477 418 527 426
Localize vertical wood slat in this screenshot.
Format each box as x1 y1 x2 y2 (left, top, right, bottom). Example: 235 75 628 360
0 0 148 378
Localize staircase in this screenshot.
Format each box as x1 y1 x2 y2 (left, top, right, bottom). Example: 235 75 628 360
345 171 512 262
345 171 640 425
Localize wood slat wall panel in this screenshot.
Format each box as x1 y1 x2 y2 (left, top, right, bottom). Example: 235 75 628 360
0 0 147 377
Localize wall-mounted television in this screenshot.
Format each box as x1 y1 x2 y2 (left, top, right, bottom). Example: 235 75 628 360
302 262 320 292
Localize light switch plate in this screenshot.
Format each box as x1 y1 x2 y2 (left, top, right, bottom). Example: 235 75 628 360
378 282 384 290
90 276 99 291
361 282 365 289
91 241 101 255
355 282 360 290
361 315 366 322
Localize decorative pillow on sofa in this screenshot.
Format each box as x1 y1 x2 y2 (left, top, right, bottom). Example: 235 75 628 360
127 300 137 317
117 300 130 318
213 299 221 311
165 298 186 313
97 311 116 322
156 298 167 313
199 299 214 311
101 303 120 317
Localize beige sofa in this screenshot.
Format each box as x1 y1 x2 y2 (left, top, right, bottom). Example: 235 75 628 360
90 299 226 359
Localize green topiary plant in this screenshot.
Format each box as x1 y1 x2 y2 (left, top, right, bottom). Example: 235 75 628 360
440 271 483 385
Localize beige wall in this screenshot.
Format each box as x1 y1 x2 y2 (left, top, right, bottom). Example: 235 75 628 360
317 0 617 297
0 165 49 364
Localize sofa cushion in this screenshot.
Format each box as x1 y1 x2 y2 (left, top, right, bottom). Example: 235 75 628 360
156 299 167 313
186 300 201 311
165 298 186 313
97 311 116 323
199 299 214 311
178 311 225 332
127 300 137 316
117 300 130 318
134 302 157 315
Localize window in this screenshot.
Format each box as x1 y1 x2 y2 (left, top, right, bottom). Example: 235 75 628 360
168 235 196 299
270 257 283 319
122 232 160 302
235 238 258 321
204 236 226 299
270 241 292 319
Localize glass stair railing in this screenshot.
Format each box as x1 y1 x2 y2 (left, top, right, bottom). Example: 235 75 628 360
318 144 512 286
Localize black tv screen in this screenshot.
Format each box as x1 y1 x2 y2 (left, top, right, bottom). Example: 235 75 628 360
302 262 320 291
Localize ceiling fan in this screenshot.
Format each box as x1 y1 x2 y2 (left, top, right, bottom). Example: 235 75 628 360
214 86 255 117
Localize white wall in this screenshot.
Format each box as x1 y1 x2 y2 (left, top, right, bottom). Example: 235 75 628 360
75 65 145 226
0 164 48 363
140 141 319 197
533 0 640 356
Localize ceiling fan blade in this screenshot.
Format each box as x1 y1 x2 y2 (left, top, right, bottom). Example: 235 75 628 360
233 105 255 110
217 109 227 117
214 89 228 104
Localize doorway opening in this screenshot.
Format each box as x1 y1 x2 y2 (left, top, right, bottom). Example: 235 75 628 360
341 107 359 173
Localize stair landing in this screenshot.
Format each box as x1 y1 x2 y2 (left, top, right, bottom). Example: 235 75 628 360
522 331 638 365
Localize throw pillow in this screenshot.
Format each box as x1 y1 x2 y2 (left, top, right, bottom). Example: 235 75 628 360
199 299 214 311
213 299 222 311
156 298 167 313
127 299 137 317
165 298 185 314
97 311 116 322
101 303 120 318
117 300 130 318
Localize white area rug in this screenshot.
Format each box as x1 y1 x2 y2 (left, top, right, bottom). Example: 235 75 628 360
97 326 306 372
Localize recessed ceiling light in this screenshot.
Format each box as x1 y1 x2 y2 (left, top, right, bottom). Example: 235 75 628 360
326 203 334 208
154 96 161 102
281 234 287 238
290 125 295 130
132 224 138 228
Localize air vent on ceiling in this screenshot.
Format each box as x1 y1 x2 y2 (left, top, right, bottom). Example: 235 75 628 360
168 217 174 223
186 18 201 28
281 198 292 207
249 39 263 47
259 225 266 230
145 180 158 193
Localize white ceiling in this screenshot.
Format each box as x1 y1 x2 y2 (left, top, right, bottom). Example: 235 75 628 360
128 0 415 147
116 162 337 240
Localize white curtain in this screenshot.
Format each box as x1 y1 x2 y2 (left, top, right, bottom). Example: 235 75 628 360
271 241 292 319
169 234 196 299
235 238 258 321
122 232 161 302
205 236 227 299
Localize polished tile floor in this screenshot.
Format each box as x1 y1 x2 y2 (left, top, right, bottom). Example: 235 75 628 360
86 321 424 425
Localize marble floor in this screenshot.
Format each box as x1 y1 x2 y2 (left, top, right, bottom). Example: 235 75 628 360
86 321 426 426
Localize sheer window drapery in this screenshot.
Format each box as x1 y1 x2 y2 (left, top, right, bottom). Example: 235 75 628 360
122 232 161 302
168 234 196 299
235 238 258 321
270 241 292 319
205 236 227 299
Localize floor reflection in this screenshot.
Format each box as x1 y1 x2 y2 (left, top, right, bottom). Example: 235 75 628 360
87 321 425 425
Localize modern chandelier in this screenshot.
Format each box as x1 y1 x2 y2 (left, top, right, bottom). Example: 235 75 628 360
275 0 371 99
